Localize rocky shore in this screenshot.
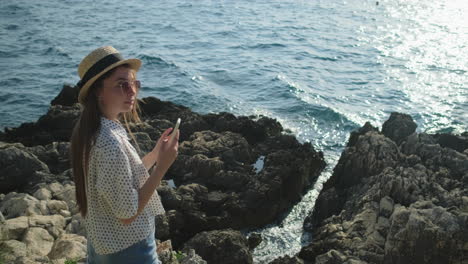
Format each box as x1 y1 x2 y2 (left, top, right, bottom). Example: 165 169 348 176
0 85 326 263
271 113 468 264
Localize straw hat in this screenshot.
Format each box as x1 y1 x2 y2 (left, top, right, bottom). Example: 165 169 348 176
77 46 141 105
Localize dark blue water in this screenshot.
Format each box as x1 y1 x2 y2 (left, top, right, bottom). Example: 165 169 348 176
1 0 466 262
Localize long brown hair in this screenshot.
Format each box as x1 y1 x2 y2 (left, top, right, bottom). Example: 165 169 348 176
70 64 143 218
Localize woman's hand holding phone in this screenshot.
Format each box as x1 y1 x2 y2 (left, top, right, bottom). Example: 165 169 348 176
154 119 180 173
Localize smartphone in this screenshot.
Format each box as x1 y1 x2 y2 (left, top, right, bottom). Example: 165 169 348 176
169 118 181 142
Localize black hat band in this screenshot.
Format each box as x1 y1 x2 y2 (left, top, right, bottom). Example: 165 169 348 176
77 53 123 89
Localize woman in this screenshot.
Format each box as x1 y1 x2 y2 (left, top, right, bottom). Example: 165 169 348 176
69 46 178 264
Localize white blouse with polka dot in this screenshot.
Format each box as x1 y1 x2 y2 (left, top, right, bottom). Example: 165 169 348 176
84 116 165 255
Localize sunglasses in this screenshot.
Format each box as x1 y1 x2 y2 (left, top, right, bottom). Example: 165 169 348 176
116 80 141 94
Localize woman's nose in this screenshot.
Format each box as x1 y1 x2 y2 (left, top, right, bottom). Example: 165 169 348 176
128 86 136 95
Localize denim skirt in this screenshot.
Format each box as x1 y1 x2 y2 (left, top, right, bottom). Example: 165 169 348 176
86 231 161 264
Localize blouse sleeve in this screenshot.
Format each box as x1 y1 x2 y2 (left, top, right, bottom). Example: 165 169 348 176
95 141 139 219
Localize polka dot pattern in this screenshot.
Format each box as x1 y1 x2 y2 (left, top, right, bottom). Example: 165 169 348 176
84 116 165 255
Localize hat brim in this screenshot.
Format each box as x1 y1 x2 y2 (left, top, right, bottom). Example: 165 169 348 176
78 58 142 105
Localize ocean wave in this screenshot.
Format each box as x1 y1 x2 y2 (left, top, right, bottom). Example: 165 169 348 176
138 54 178 68
0 50 19 58
43 47 71 58
228 43 287 50
310 54 338 62
249 43 287 49
4 24 19 30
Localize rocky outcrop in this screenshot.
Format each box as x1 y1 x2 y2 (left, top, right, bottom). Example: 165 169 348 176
182 229 253 264
0 182 86 263
1 84 325 263
159 127 325 247
0 181 206 264
288 113 468 264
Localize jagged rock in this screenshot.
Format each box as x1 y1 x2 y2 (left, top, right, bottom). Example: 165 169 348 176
46 200 69 214
0 240 28 262
65 213 86 236
130 131 154 154
432 133 468 153
384 202 463 264
2 104 80 146
47 182 64 196
13 255 51 264
306 131 399 229
381 112 417 144
47 233 87 261
22 227 54 256
54 183 78 215
269 255 305 264
155 214 171 241
161 129 324 247
347 122 379 148
300 113 468 263
315 250 347 264
247 233 262 250
138 96 211 143
50 84 78 106
379 196 394 218
156 240 175 264
38 200 50 215
26 142 71 174
0 193 42 219
182 229 252 264
1 216 29 240
202 112 283 144
33 188 52 201
179 249 208 264
59 210 71 217
0 144 50 193
29 215 66 239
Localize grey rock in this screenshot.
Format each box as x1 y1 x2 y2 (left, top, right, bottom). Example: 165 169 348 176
379 196 394 218
26 142 71 174
315 250 347 264
1 192 42 219
65 213 86 236
247 232 262 250
1 216 29 240
47 200 69 214
179 249 207 264
50 84 78 106
54 184 78 215
47 233 87 261
0 239 28 262
269 255 305 264
29 214 66 239
33 188 52 200
22 227 55 256
0 144 49 193
47 182 64 197
162 128 325 247
155 214 170 241
381 112 417 145
300 113 467 264
182 229 252 264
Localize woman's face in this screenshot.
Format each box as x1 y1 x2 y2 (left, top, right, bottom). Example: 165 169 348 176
97 66 138 120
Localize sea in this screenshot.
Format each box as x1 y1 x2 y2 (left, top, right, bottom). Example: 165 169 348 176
0 0 466 262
